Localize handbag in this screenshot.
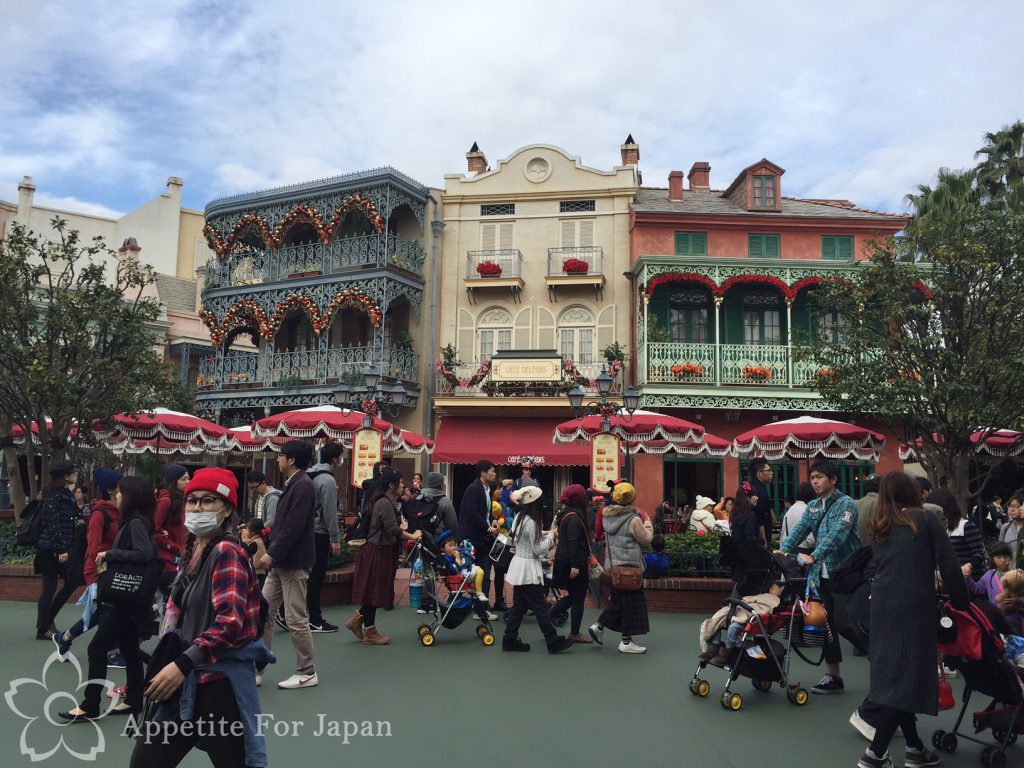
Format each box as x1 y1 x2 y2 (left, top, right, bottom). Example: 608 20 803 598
97 521 161 610
558 510 604 579
937 655 956 711
489 516 522 570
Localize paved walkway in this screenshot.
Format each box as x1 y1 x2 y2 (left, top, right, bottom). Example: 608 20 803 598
0 600 1001 767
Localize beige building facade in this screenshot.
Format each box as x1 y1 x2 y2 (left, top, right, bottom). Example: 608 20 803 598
433 141 639 499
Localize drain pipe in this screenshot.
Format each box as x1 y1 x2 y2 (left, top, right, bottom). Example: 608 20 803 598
426 191 444 441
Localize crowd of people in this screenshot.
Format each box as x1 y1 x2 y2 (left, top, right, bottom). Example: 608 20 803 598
19 445 1024 767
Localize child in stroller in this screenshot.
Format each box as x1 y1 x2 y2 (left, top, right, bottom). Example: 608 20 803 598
437 530 488 606
410 531 496 647
689 544 812 711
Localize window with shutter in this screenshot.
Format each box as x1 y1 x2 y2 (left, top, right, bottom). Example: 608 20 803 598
481 222 514 251
748 234 780 258
822 235 853 260
674 232 708 256
560 219 595 247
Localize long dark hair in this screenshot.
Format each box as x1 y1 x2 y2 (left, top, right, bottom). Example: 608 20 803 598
517 500 545 543
869 471 922 544
117 475 156 527
729 486 757 528
928 488 962 531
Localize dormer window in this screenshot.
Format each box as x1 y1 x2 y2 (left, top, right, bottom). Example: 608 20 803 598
753 175 776 209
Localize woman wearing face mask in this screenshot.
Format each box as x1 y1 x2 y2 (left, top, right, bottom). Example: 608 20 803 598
60 475 159 722
130 468 272 768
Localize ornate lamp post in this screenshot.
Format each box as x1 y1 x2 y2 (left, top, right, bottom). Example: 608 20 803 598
566 365 641 477
332 363 412 428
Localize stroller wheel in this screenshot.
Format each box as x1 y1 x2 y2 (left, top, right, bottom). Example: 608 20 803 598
786 687 809 706
418 624 431 636
753 679 772 692
420 632 435 647
932 731 945 750
939 731 958 753
720 692 742 711
981 746 1005 768
696 679 711 697
481 631 495 646
475 624 488 638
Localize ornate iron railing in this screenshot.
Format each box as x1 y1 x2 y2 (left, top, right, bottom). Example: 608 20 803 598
642 343 835 388
547 246 603 277
465 250 523 279
195 345 420 391
203 234 425 289
646 342 717 384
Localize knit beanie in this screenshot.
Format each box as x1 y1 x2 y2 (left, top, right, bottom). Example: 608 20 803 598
92 467 123 497
164 463 188 486
426 471 445 490
184 468 238 508
560 484 587 507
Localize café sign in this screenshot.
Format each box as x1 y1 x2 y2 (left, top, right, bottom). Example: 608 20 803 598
490 357 562 383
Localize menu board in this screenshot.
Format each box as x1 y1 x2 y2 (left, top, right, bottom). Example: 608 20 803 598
350 428 383 488
591 432 620 492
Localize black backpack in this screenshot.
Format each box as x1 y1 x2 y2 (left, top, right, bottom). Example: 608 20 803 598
16 500 43 547
404 494 442 536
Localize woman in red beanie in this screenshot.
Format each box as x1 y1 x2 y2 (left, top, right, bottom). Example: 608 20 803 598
551 484 594 643
131 467 273 768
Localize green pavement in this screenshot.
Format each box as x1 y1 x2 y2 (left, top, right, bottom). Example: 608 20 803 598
0 600 997 767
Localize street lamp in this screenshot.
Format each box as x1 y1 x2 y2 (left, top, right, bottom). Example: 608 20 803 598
565 365 641 479
332 363 409 427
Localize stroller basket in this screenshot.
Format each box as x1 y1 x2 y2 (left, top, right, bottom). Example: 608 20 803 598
783 617 828 648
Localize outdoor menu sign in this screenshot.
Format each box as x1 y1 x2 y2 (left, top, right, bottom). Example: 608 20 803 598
351 427 383 488
591 432 620 491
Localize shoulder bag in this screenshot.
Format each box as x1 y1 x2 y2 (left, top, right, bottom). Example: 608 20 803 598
608 513 644 591
560 510 603 579
489 515 522 570
97 520 161 611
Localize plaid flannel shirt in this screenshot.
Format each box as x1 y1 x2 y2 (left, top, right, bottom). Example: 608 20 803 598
172 540 261 684
780 490 860 589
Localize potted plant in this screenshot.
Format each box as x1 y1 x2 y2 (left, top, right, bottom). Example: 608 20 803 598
476 261 502 278
670 362 705 379
396 330 414 350
741 365 773 382
562 257 590 274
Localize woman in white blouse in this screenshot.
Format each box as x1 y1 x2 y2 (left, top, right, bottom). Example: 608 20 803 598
501 486 574 654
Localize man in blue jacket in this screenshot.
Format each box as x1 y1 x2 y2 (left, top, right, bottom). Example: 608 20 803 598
458 460 499 618
259 440 318 690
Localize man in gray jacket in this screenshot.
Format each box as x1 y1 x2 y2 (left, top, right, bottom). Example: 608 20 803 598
416 472 458 535
306 443 342 633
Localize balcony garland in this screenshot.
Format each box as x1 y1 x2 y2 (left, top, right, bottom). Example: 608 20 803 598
204 195 385 257
645 272 870 301
716 274 790 298
435 358 491 390
645 272 717 297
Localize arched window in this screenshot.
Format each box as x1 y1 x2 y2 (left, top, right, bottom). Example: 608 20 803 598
668 288 711 343
558 306 596 364
477 307 512 359
743 290 783 345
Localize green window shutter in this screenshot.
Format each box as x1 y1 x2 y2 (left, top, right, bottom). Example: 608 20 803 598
765 234 780 258
822 236 836 260
675 232 707 256
748 234 764 258
723 297 744 344
837 236 853 260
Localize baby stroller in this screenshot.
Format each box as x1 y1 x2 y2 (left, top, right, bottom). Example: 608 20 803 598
410 533 496 647
689 543 814 711
933 601 1023 768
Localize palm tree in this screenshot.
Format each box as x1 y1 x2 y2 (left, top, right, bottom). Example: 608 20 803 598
975 120 1024 198
904 167 980 234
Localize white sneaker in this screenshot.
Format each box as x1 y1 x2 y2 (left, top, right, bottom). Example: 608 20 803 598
618 640 647 654
850 710 876 742
277 673 318 689
255 673 262 687
588 623 604 646
941 664 958 677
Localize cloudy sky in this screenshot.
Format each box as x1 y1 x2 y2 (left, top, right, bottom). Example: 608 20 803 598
1 0 1021 218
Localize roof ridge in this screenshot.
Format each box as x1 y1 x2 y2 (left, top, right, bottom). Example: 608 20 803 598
782 195 907 217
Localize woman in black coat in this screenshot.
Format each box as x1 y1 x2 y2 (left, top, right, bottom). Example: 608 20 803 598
60 476 158 722
727 483 764 588
550 485 592 643
856 471 969 768
35 460 81 639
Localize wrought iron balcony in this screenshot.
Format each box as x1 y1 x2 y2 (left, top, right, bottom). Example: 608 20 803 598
644 342 828 388
436 359 622 398
546 246 603 277
465 250 523 280
203 234 425 290
195 344 420 391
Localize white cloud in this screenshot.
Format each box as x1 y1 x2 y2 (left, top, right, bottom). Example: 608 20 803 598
0 0 1021 213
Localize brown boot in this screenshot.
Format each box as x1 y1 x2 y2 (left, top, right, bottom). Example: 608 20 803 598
362 625 391 645
344 610 364 641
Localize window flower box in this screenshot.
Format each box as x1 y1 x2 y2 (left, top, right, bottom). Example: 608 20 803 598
561 258 590 274
476 261 503 277
741 365 773 382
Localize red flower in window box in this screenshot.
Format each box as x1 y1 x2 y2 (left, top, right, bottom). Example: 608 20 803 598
476 261 502 277
670 362 705 379
741 365 773 382
562 258 590 274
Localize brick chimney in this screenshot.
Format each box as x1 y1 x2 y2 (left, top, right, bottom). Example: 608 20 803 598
668 171 684 201
620 134 639 166
17 175 36 220
119 236 141 261
466 142 488 175
688 162 711 190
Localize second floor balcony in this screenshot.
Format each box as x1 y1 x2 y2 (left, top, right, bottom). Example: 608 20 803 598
643 341 822 388
464 249 525 304
195 344 419 393
204 234 425 291
436 358 623 399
